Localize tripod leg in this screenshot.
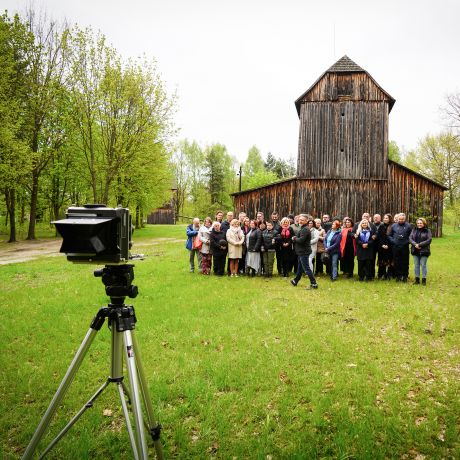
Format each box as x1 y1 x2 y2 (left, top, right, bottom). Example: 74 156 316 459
22 328 99 460
123 329 149 460
132 331 164 460
117 382 140 460
38 380 110 459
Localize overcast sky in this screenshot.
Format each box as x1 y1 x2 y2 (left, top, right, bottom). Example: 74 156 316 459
3 0 460 163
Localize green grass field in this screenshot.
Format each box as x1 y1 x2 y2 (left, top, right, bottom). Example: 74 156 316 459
1 225 459 459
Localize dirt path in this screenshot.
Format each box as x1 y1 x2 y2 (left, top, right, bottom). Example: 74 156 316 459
0 237 183 265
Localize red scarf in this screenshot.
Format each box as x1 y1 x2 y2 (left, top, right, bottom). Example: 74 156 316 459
281 227 290 239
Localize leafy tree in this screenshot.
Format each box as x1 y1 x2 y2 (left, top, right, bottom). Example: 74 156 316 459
416 133 460 206
244 145 265 177
205 143 227 206
67 27 175 209
388 140 402 162
0 12 33 242
245 170 278 189
172 139 205 217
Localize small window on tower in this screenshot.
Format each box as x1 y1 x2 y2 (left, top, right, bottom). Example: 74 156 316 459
338 75 353 99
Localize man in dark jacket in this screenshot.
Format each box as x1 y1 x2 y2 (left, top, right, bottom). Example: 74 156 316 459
388 213 412 282
290 214 318 289
271 211 282 275
321 214 332 233
220 211 233 236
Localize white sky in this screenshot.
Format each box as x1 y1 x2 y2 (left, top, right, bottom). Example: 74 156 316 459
2 0 460 163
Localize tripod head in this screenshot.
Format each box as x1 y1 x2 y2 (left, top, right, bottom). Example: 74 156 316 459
94 264 138 304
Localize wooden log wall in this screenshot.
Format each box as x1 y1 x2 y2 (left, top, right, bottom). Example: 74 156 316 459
297 101 389 179
147 207 175 225
232 162 444 236
301 72 392 104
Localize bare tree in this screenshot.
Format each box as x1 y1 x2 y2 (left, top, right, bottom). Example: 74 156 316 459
441 93 460 134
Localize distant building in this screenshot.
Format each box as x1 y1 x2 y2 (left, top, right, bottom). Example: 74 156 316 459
232 56 446 235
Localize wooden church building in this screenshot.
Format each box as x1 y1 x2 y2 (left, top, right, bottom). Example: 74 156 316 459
231 56 446 235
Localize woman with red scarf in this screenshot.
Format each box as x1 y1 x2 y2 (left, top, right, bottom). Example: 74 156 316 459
275 217 295 277
340 217 356 278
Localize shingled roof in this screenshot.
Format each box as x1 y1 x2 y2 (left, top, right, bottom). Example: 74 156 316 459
327 55 364 72
295 55 395 115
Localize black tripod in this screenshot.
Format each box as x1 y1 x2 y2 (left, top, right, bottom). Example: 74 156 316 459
22 265 163 460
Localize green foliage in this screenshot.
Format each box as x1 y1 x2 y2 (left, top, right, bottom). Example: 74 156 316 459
265 151 296 178
417 133 460 206
245 169 279 189
205 143 235 209
1 228 459 458
0 10 176 241
244 145 265 177
388 140 402 162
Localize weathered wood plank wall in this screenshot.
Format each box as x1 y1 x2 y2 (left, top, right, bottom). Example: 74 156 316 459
147 207 175 224
232 162 444 236
297 71 391 179
232 58 445 236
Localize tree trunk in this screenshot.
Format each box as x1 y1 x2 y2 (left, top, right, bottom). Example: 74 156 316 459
5 188 17 243
135 205 140 229
27 170 39 240
20 197 25 225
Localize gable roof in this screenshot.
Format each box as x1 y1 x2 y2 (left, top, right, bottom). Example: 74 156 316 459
295 55 396 115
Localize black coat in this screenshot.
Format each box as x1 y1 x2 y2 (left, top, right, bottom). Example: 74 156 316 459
220 220 231 236
293 224 312 256
388 222 412 248
247 228 262 252
276 228 294 255
210 230 228 256
271 221 281 234
261 229 277 251
356 229 375 261
409 228 432 256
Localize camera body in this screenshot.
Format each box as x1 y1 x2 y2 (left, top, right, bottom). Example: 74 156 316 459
53 205 132 264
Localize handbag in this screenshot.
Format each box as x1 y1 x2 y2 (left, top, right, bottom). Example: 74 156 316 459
321 252 330 263
193 236 202 250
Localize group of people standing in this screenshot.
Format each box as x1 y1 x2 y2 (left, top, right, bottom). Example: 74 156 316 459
185 209 433 288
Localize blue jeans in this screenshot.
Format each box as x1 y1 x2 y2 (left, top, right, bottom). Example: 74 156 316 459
294 254 317 285
413 255 428 278
329 253 339 280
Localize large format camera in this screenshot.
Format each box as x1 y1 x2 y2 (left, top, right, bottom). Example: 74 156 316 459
53 204 133 264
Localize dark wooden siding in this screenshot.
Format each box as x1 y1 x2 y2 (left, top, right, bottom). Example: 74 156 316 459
147 207 175 224
302 72 391 104
297 101 389 179
232 163 444 236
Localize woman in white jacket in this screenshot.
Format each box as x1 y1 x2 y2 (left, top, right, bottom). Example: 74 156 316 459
198 217 213 275
308 219 319 272
226 219 245 277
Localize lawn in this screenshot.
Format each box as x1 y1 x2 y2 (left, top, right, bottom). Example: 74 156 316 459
1 225 459 459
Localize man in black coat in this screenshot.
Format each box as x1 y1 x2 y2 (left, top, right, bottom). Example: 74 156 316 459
290 214 318 289
271 211 282 275
388 213 412 282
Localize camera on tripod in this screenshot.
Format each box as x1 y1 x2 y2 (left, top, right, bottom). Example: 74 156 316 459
53 204 133 264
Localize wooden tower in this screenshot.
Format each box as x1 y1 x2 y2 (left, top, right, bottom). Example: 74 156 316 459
295 55 395 180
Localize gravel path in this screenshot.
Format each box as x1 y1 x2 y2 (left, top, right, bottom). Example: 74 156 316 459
0 237 183 265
